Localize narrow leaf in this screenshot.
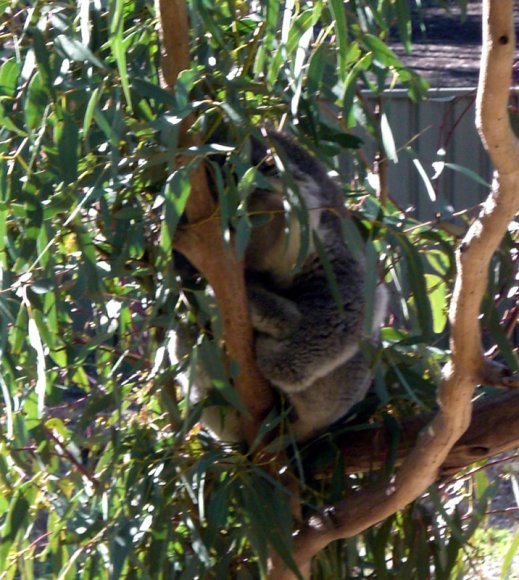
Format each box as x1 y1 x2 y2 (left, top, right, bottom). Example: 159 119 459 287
109 0 132 110
380 112 398 163
27 316 46 417
330 0 348 76
55 34 105 69
55 112 79 184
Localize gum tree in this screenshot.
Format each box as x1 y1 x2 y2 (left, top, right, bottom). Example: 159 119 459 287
0 0 517 577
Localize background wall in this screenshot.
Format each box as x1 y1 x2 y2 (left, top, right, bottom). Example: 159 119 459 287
356 88 519 220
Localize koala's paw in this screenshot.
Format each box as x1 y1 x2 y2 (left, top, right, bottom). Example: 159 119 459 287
254 335 309 392
248 289 301 339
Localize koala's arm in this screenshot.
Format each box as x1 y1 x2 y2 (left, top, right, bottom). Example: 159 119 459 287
248 286 301 339
253 247 368 393
287 351 371 441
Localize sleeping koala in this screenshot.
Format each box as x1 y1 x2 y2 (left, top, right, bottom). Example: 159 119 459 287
176 131 387 442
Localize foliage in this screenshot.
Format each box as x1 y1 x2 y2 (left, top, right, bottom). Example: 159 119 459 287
0 0 516 578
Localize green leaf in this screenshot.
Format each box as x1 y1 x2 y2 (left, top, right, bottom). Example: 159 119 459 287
0 59 20 97
240 476 299 579
197 338 248 414
390 362 427 407
132 79 177 106
313 232 345 316
234 213 251 259
159 166 191 260
11 304 28 355
55 35 106 69
0 493 29 542
267 8 318 86
424 274 448 334
25 72 48 131
482 299 519 373
27 315 46 417
501 531 519 580
380 112 398 163
184 514 212 566
343 54 372 128
362 240 379 334
406 148 437 202
0 102 27 137
109 0 132 110
205 478 230 548
175 68 199 111
29 28 56 100
395 0 412 52
72 220 102 293
110 518 132 579
93 106 112 140
389 231 434 339
55 112 79 184
364 34 401 68
443 162 492 188
330 0 348 76
0 374 14 440
30 279 56 294
83 87 102 139
307 45 327 95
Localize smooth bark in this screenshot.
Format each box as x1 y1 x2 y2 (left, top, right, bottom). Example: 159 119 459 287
307 390 519 477
154 0 274 444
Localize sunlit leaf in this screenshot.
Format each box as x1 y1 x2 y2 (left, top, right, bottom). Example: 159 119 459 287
28 315 46 417
159 166 192 260
0 59 20 97
380 112 398 163
501 531 519 580
424 273 448 334
109 0 132 110
330 0 348 76
55 35 106 69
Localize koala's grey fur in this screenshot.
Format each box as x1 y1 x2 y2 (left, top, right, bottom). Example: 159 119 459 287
176 131 387 442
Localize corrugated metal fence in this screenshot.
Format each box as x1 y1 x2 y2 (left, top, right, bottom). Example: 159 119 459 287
356 88 519 219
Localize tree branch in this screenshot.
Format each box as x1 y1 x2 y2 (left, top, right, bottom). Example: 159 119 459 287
154 10 306 577
154 0 273 444
476 0 519 174
307 390 519 477
270 0 519 575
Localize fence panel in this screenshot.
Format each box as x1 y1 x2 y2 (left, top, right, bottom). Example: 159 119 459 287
355 88 519 218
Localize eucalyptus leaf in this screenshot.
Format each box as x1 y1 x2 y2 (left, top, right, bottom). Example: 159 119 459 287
55 34 106 69
0 59 20 97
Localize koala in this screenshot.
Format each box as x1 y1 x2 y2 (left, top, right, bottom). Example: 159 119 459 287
176 131 387 442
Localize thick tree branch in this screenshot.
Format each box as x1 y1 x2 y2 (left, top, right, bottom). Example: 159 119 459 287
476 0 519 173
155 10 305 577
154 0 273 444
270 0 519 575
307 391 519 477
